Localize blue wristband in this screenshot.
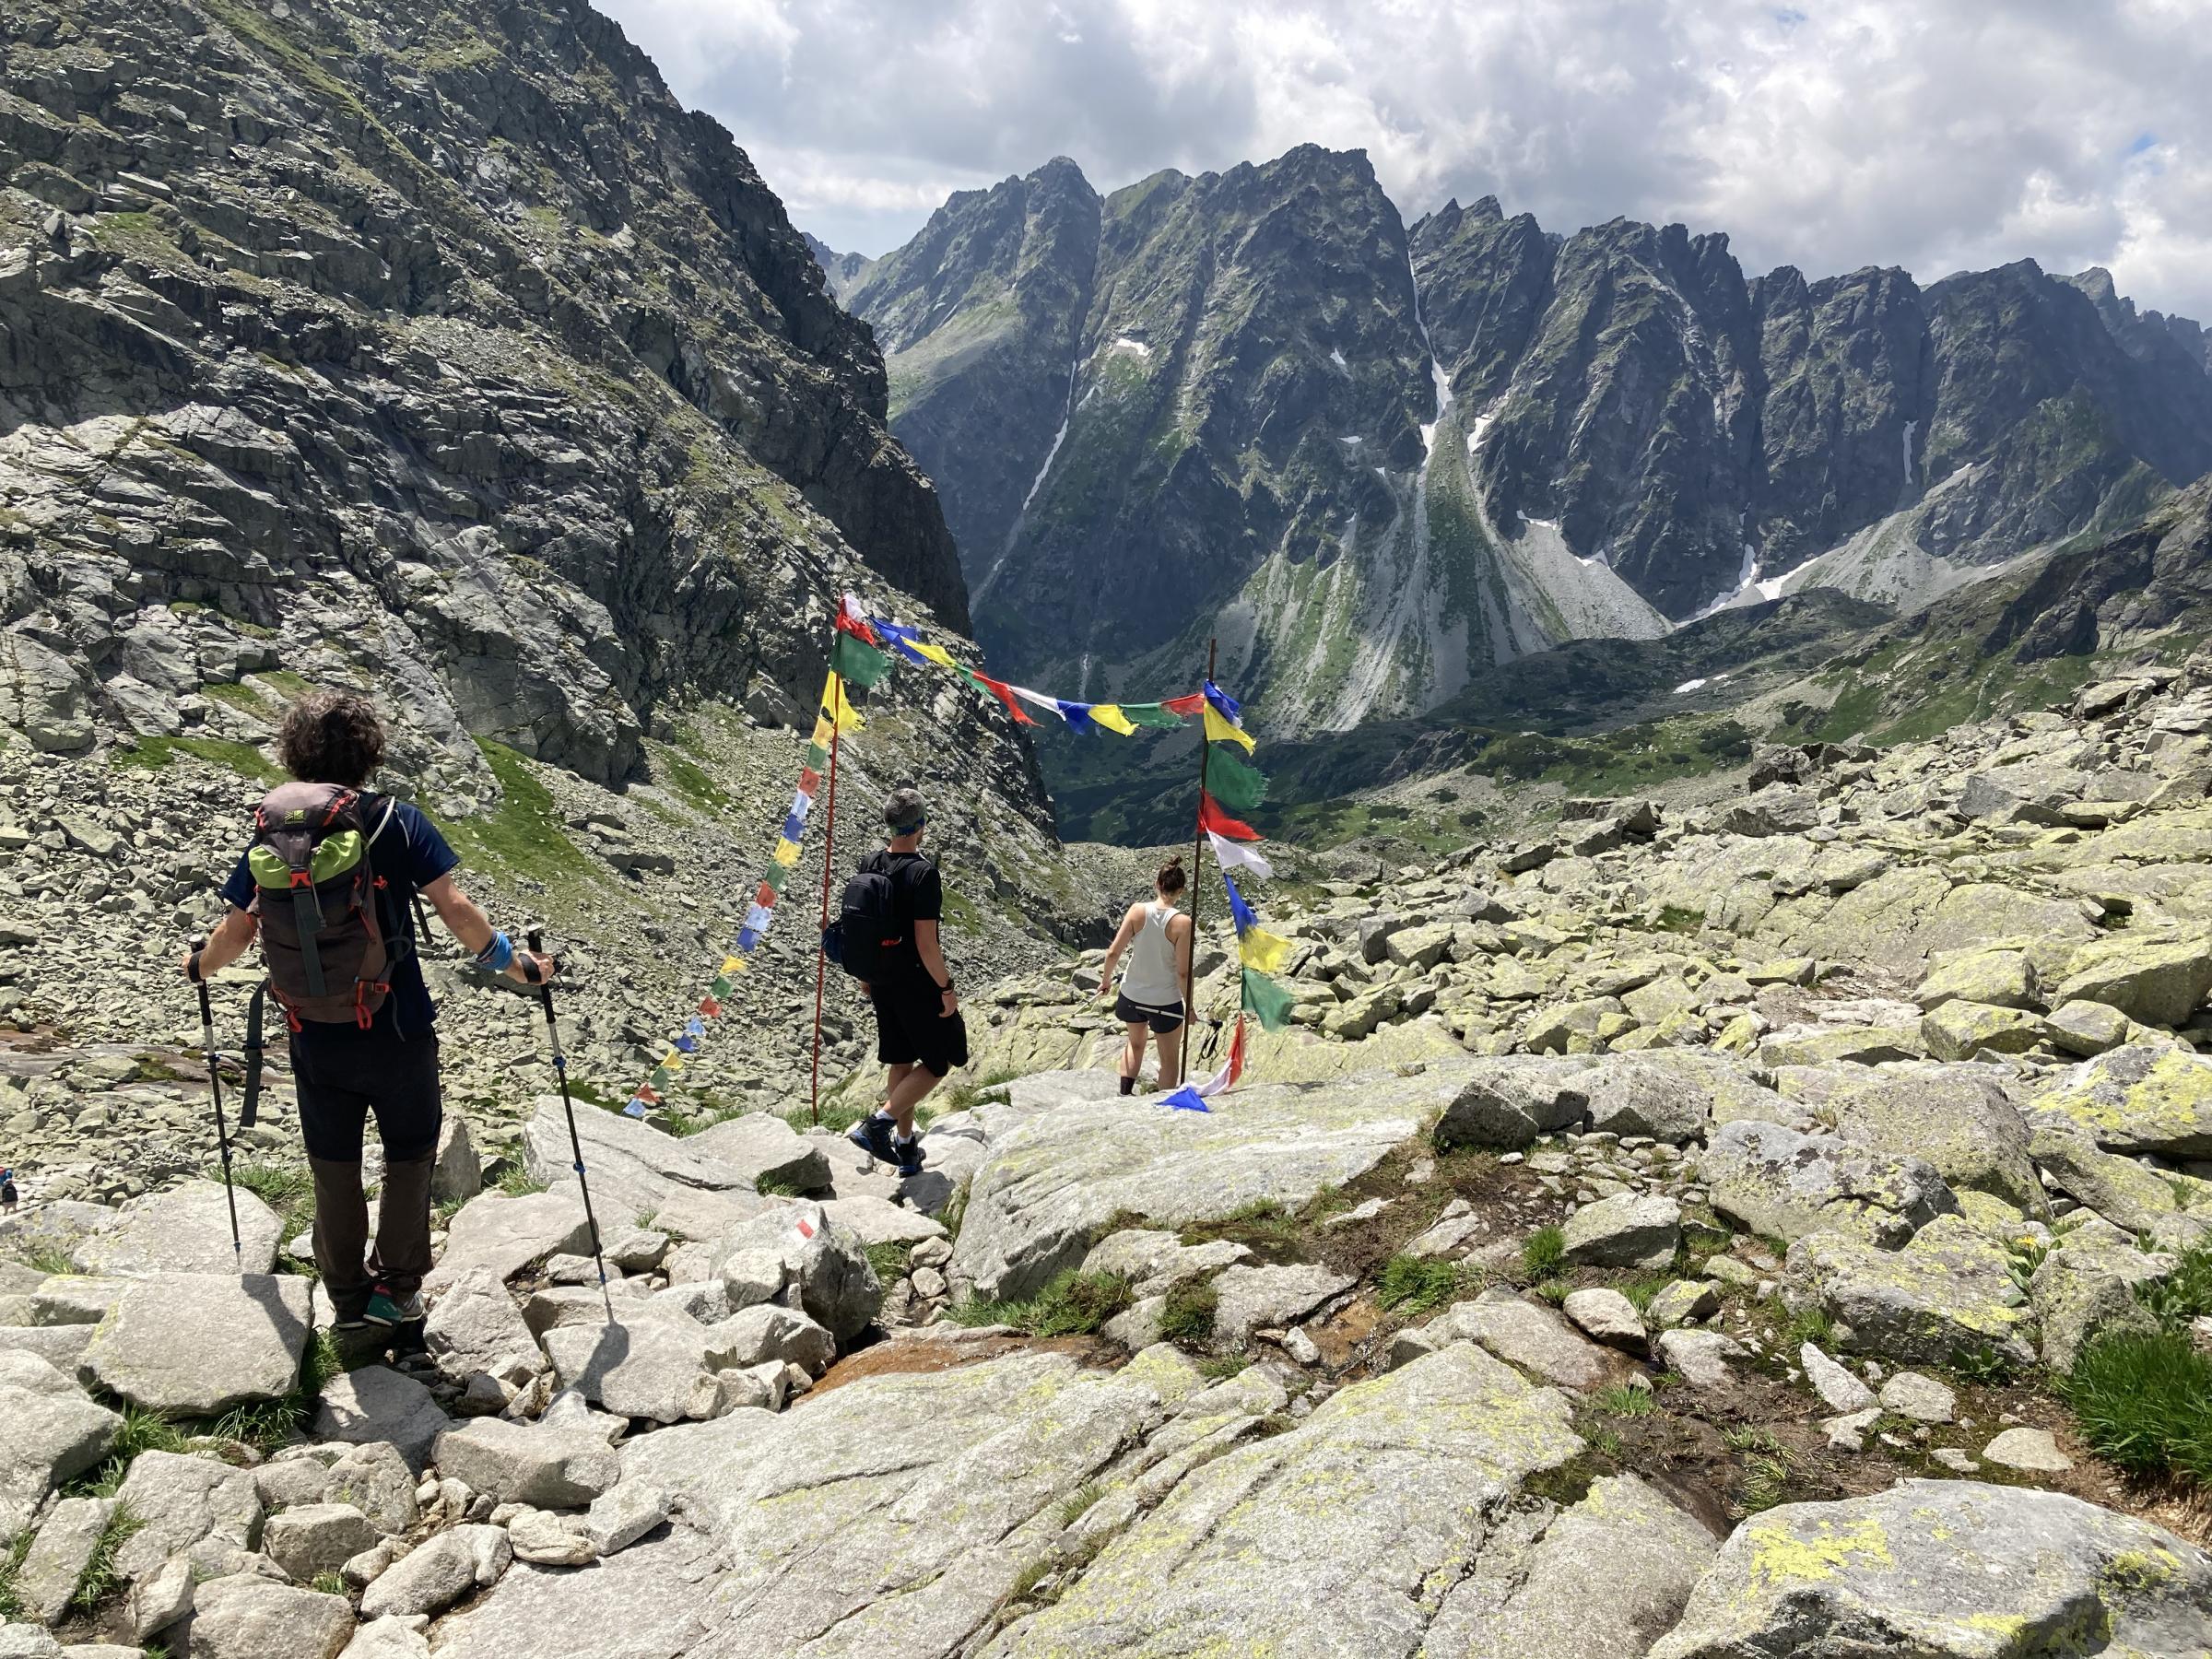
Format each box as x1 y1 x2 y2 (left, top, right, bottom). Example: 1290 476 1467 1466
476 930 514 972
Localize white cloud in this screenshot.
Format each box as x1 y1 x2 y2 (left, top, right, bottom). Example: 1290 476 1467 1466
596 0 2212 318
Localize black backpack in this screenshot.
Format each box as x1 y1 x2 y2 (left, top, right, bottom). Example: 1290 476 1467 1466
826 853 923 981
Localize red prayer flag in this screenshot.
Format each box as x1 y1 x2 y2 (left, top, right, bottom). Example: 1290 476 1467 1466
754 881 776 909
797 767 822 794
833 609 879 646
1161 691 1206 716
634 1084 661 1105
698 996 722 1018
1199 791 1260 841
978 673 1037 725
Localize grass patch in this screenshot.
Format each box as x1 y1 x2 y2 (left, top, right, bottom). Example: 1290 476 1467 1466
1158 1277 1218 1347
1055 1480 1106 1528
2139 1244 2212 1331
1771 1298 1834 1350
1376 1254 1465 1315
1521 1225 1566 1278
1616 1272 1676 1313
112 735 283 786
312 1571 348 1596
653 748 734 814
431 739 594 898
1592 1383 1656 1418
756 1172 810 1198
864 1241 912 1285
1948 1341 2019 1386
1180 1199 1303 1259
495 1164 548 1198
2062 1330 2212 1483
944 1270 1133 1338
0 1532 29 1622
1195 1354 1251 1381
1531 1277 1572 1305
19 1242 76 1277
234 1160 314 1231
67 1503 145 1615
938 1068 1021 1114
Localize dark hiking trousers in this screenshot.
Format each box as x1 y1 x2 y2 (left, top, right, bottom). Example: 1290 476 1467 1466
291 1029 441 1318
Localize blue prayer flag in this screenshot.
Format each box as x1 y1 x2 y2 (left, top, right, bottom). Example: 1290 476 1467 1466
624 1099 650 1119
1224 872 1258 935
685 1016 706 1037
1054 700 1096 732
781 812 806 841
872 617 933 665
675 1034 699 1054
1204 679 1242 723
736 926 761 952
1159 1087 1211 1112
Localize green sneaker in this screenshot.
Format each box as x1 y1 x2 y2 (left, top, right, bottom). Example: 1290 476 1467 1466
362 1285 425 1328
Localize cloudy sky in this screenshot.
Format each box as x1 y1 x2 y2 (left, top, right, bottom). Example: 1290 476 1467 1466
598 0 2212 318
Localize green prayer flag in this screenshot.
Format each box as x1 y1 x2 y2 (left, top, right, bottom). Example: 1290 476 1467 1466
760 862 789 895
803 741 830 771
830 629 892 688
711 977 732 998
1116 702 1184 729
1206 745 1268 811
1241 968 1294 1032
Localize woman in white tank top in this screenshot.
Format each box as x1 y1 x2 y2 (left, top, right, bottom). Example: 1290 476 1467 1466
1096 858 1195 1096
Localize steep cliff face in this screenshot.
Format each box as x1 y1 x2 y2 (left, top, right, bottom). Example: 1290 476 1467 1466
0 0 1012 814
854 150 2212 750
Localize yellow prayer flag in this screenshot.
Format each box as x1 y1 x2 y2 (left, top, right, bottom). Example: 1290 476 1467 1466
809 715 836 748
661 1051 686 1072
819 671 865 732
1089 703 1138 736
1203 704 1256 752
771 838 803 868
720 956 742 975
913 641 959 668
1238 926 1293 975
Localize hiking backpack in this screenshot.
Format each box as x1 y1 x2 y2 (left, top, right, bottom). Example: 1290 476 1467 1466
826 853 923 982
247 781 405 1028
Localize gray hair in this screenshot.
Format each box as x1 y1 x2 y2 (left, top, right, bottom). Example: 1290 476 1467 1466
883 786 926 833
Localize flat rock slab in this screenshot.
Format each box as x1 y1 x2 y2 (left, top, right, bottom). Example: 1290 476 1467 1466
818 1194 947 1247
952 1060 1481 1300
112 1450 263 1583
312 1365 453 1471
1804 1065 2041 1214
84 1273 311 1416
982 1344 1582 1656
522 1098 759 1229
1983 1426 2073 1473
424 1187 593 1296
1647 1480 2212 1658
1700 1118 1957 1248
0 1387 120 1541
446 1347 1178 1657
1446 1289 1618 1392
683 1114 832 1194
1207 1264 1352 1346
1785 1216 2036 1369
180 1576 354 1659
70 1181 283 1277
433 1418 620 1510
542 1311 725 1425
1418 1473 1717 1659
423 1265 547 1382
2028 1041 2212 1158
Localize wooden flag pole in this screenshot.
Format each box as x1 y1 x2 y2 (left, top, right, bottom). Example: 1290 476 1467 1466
1182 636 1216 1086
808 676 843 1125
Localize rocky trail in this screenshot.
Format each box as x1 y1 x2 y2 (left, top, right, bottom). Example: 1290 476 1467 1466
9 665 2212 1653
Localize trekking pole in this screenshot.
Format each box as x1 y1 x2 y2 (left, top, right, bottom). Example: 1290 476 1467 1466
186 936 244 1268
524 930 611 1314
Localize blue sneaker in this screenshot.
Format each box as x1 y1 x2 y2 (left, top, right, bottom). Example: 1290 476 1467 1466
847 1114 896 1164
362 1284 424 1328
891 1136 926 1179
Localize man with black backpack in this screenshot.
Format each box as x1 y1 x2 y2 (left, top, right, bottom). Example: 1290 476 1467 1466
838 786 965 1179
182 692 552 1331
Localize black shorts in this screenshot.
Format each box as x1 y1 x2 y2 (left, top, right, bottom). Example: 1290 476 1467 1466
1113 994 1185 1034
872 982 970 1077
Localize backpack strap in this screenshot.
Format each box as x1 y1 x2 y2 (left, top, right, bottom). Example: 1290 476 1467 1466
240 981 267 1130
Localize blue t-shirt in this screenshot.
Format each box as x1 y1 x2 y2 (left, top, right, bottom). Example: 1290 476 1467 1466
222 797 460 1042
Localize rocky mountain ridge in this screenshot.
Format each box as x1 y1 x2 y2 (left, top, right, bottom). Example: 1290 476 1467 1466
839 149 2212 751
0 0 1037 832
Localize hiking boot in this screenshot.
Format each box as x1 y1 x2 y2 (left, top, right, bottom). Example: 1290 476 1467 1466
847 1114 896 1164
331 1312 371 1333
891 1136 927 1179
363 1284 425 1328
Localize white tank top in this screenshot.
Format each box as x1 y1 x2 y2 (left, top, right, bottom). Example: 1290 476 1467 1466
1120 901 1182 1007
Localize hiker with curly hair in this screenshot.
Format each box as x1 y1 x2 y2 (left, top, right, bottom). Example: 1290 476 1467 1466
184 692 552 1331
